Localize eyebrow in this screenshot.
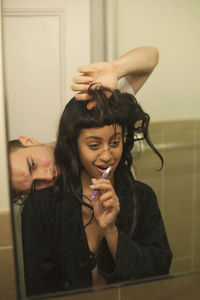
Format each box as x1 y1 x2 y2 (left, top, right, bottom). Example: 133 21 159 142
85 132 122 141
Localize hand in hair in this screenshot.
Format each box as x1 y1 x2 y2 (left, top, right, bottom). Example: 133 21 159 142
71 62 118 109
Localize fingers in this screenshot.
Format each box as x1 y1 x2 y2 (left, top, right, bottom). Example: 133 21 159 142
71 74 95 106
91 178 111 190
87 100 96 110
71 74 93 94
78 64 95 74
73 93 96 110
74 92 91 101
73 75 93 84
90 179 119 207
99 191 114 207
71 83 90 92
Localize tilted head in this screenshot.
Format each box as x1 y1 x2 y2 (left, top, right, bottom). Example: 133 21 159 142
55 87 162 198
8 137 60 195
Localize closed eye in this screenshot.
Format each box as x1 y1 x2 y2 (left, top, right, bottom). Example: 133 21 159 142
26 158 36 175
31 160 35 169
88 143 100 150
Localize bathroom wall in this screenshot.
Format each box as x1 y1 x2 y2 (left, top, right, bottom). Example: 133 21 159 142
3 0 91 142
133 119 200 275
115 0 200 276
117 0 200 122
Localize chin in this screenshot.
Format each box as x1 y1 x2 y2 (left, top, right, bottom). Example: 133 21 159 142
36 182 54 190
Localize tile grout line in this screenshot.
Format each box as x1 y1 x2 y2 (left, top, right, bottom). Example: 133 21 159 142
191 120 198 270
118 286 122 300
0 245 13 250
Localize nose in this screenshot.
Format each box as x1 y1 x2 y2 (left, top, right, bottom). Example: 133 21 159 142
98 147 112 162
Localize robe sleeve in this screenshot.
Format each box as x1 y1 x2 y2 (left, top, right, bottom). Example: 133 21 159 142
97 181 172 283
21 191 63 297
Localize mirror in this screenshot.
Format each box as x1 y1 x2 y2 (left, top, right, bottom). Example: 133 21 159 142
2 0 200 299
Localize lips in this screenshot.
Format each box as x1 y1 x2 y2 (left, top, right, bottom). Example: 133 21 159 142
96 165 112 174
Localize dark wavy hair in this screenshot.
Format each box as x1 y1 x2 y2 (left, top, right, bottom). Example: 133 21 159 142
54 87 163 201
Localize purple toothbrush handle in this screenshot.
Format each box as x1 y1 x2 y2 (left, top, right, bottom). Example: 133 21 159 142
89 189 98 201
89 166 111 201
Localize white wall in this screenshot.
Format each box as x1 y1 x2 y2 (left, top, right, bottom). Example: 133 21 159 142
1 0 91 208
3 0 91 142
117 0 200 121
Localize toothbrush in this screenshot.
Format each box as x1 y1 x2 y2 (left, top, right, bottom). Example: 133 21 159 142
89 166 111 201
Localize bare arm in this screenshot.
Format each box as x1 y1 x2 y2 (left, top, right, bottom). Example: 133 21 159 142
71 46 159 108
113 46 159 94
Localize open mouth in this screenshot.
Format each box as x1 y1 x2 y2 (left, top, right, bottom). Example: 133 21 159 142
96 165 111 174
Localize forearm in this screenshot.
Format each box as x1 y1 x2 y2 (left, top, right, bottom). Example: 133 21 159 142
72 46 159 102
112 46 159 79
103 225 119 262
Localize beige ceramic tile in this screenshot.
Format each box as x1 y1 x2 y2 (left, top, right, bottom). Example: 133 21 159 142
194 173 200 216
170 257 192 274
0 247 17 300
195 145 200 173
0 211 13 247
121 273 200 300
162 175 194 220
193 217 200 256
164 218 193 258
192 255 200 272
162 119 195 144
163 147 194 177
133 149 163 179
148 121 164 145
46 286 120 300
194 119 200 141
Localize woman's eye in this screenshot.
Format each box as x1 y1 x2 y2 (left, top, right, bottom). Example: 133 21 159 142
32 160 35 168
88 144 99 150
111 140 120 147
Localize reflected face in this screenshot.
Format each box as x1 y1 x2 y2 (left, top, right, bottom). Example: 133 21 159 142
77 124 123 184
9 144 60 193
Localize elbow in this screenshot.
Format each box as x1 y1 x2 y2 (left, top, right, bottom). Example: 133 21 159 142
153 47 159 66
139 46 159 73
150 46 159 70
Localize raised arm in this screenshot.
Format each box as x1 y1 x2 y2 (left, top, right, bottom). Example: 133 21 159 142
113 46 159 94
71 46 159 109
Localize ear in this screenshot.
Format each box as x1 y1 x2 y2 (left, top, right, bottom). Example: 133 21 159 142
18 136 39 146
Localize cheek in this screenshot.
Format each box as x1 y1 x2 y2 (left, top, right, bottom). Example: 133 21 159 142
78 148 98 170
78 146 90 165
114 145 123 161
39 152 54 164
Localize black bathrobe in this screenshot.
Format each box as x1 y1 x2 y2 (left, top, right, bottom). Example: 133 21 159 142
22 166 172 297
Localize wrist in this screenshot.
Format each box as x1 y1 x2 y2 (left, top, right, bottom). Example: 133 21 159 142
111 59 124 80
103 224 117 236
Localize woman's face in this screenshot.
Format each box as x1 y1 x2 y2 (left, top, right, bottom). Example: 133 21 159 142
77 124 123 184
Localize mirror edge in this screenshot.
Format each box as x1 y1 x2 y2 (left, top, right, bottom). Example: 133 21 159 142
0 3 18 299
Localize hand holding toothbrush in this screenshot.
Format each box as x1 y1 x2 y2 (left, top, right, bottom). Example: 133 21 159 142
89 167 120 231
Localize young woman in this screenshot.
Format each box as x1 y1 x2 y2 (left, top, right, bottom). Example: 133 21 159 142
22 87 172 297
